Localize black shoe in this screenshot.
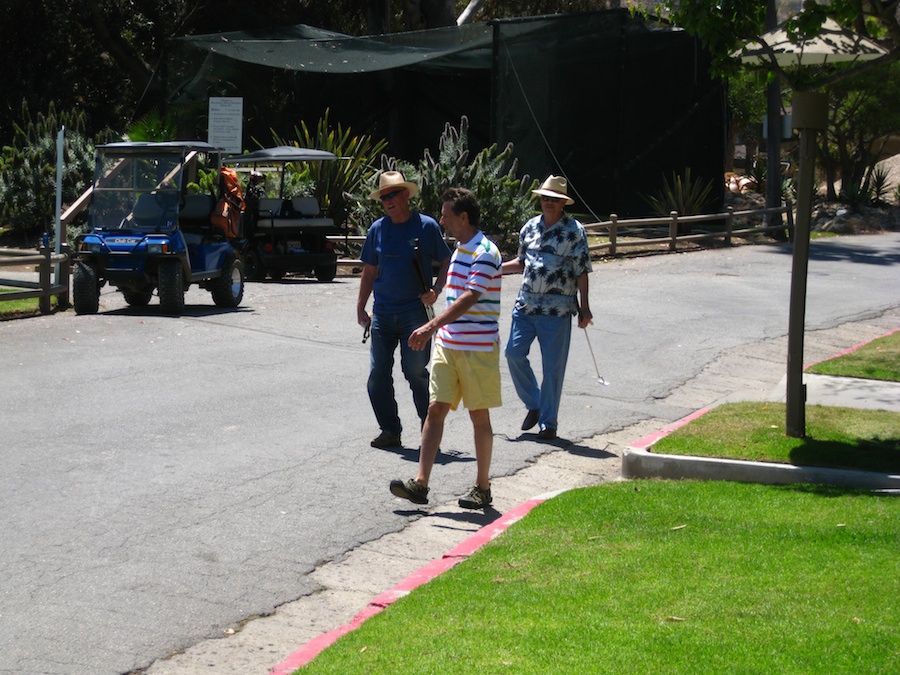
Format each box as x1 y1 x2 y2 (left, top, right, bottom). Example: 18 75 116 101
537 427 557 441
371 431 401 449
458 484 492 509
390 478 429 504
521 409 540 431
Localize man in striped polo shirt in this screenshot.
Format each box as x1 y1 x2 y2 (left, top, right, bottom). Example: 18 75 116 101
389 188 502 510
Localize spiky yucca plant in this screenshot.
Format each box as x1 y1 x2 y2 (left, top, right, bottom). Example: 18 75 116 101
644 167 715 217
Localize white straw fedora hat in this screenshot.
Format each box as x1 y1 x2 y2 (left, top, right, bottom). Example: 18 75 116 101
532 175 574 205
369 171 420 200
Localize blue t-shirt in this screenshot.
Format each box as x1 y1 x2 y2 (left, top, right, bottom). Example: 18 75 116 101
360 212 451 314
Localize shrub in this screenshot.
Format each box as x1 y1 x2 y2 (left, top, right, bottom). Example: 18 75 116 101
270 109 389 227
866 165 890 205
125 108 179 142
0 102 108 241
838 179 870 210
354 117 537 255
747 156 767 193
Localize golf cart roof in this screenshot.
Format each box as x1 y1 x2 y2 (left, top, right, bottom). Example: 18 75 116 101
98 141 224 154
223 146 338 164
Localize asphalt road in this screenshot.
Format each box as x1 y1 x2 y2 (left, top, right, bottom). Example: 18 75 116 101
1 232 899 674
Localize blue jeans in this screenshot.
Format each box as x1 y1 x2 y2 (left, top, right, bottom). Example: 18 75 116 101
368 306 431 437
504 308 572 431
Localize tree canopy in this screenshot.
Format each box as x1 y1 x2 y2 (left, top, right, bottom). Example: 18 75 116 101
2 1 896 160
660 0 899 90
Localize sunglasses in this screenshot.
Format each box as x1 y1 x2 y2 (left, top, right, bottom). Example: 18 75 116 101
380 189 406 202
541 195 563 203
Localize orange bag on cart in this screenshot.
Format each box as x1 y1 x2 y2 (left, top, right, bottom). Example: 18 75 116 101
211 167 244 239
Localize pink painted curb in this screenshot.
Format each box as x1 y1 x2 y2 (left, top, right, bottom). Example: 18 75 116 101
628 407 711 450
269 498 547 674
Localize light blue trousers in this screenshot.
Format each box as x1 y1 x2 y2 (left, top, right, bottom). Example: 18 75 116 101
504 308 572 431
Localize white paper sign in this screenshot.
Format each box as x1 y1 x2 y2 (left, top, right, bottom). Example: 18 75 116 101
208 97 243 153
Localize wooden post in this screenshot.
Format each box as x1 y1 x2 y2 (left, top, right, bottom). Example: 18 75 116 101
39 246 52 314
725 206 734 246
786 92 828 438
785 199 795 240
609 214 617 256
669 211 678 252
58 244 71 309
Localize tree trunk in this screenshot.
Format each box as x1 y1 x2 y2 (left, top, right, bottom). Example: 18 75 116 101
362 0 391 35
404 0 456 30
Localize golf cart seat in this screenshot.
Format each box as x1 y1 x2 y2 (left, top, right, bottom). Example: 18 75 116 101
255 196 333 230
180 193 214 220
257 198 284 218
133 193 164 228
289 197 333 227
179 193 215 243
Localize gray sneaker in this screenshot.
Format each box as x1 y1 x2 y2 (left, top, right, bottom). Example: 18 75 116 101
390 478 429 505
458 484 492 509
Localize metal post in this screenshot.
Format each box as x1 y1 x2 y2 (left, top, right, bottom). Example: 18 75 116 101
764 0 785 238
55 127 65 288
785 92 827 438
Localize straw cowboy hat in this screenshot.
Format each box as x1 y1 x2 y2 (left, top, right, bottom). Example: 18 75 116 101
369 171 420 200
532 175 574 205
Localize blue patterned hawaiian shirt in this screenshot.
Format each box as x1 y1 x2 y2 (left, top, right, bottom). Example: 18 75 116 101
513 214 592 317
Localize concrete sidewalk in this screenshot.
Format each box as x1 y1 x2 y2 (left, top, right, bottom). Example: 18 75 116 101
769 372 900 412
142 312 900 675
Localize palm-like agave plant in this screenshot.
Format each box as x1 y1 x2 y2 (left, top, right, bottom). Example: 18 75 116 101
644 167 715 217
271 109 388 227
125 109 180 142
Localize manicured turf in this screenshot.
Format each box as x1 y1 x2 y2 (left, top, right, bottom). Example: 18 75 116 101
299 481 899 674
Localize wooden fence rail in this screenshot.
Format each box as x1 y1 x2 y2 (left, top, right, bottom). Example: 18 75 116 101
0 204 794 305
0 246 71 313
332 202 794 264
583 201 794 254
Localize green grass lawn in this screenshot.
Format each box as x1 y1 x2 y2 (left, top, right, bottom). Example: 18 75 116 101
297 329 899 673
652 401 900 474
300 481 899 674
653 331 900 473
0 288 63 319
806 331 900 381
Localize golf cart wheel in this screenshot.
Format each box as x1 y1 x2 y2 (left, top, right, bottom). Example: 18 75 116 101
158 259 185 315
211 255 245 308
72 260 100 315
244 250 266 281
315 262 337 282
123 290 153 307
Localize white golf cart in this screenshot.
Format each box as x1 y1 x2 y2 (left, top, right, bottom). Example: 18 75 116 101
223 146 340 282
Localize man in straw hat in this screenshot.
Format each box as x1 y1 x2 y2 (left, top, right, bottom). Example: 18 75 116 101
501 175 593 441
390 187 502 509
357 171 451 449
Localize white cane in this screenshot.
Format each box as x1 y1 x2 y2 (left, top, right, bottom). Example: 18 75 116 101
582 326 609 386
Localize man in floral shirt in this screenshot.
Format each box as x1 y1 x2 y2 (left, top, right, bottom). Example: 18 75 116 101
501 175 593 440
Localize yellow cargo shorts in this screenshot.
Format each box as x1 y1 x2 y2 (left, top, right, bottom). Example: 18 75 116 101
429 342 502 411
